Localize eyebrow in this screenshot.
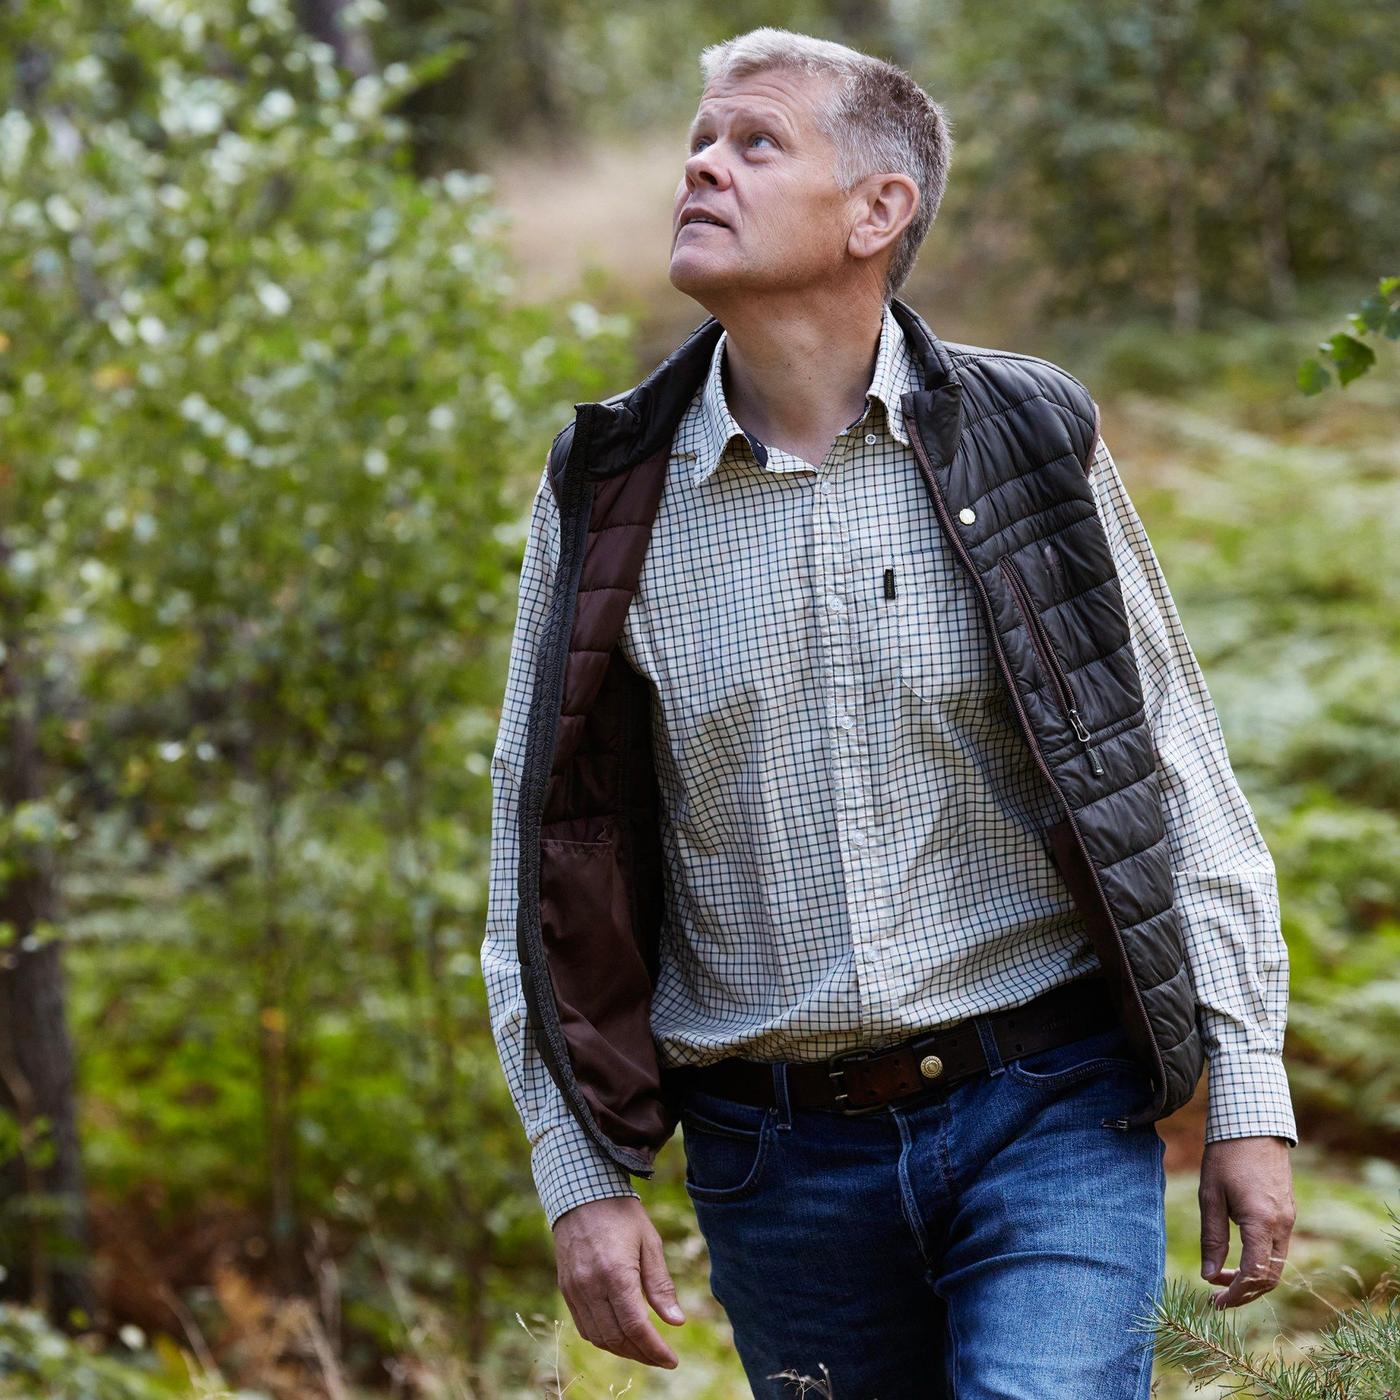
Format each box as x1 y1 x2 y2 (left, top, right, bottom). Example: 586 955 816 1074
686 107 796 143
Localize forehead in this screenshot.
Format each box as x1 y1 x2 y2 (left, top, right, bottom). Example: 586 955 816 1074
688 68 831 135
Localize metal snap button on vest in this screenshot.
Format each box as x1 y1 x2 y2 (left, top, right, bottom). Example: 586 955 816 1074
919 1054 944 1080
958 507 976 525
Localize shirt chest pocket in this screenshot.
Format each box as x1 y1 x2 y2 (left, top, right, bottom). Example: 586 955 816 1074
885 548 1001 709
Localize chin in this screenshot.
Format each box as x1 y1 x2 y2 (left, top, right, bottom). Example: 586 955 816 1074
668 258 722 297
669 253 748 301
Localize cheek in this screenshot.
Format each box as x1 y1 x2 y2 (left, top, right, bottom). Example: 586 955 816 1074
780 199 838 253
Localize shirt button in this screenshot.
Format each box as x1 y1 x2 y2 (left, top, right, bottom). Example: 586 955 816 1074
864 433 877 446
839 714 855 729
818 478 834 494
851 829 869 847
827 595 844 612
959 507 976 524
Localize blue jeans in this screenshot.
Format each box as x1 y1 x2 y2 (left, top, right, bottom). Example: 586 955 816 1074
678 1017 1167 1399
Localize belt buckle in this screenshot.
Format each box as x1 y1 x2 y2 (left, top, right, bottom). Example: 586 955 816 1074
826 1046 889 1116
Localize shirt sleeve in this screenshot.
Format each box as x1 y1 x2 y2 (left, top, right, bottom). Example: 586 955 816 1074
482 455 642 1224
1086 434 1298 1148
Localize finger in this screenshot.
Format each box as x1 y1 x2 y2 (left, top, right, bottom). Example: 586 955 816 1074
639 1228 686 1326
596 1296 657 1368
1212 1218 1274 1309
608 1281 679 1369
564 1280 611 1355
1259 1223 1291 1291
564 1269 627 1359
565 1270 645 1366
1274 1201 1297 1265
1235 1221 1288 1302
558 1281 588 1339
1199 1179 1232 1283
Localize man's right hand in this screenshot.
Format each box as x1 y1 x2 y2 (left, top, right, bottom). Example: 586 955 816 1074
553 1196 687 1369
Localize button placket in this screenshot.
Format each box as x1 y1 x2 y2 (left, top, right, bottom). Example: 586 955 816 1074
850 420 903 1019
839 430 894 1024
816 442 880 1021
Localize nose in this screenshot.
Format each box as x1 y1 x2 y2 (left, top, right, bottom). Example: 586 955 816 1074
683 146 728 190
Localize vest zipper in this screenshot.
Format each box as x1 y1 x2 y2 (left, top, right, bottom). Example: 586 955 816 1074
999 557 1105 777
905 420 1167 1127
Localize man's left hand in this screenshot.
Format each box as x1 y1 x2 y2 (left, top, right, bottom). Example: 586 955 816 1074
1199 1136 1296 1309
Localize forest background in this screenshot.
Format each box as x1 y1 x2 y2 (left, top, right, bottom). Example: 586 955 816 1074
1 0 1397 1396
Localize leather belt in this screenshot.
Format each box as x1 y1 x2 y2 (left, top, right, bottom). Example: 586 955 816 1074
662 972 1122 1116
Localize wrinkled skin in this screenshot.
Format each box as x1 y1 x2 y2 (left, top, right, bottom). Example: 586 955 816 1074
1198 1135 1296 1309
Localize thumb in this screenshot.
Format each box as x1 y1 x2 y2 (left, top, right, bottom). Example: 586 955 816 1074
639 1227 685 1326
1200 1183 1231 1280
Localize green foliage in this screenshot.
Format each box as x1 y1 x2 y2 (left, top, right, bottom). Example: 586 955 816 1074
1150 1199 1400 1397
1299 276 1400 392
0 0 632 1367
0 1305 187 1399
0 0 1394 1391
911 0 1400 324
1093 355 1400 1159
320 1 1400 329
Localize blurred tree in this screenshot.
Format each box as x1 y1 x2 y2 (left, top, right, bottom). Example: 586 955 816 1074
0 0 631 1360
913 0 1400 326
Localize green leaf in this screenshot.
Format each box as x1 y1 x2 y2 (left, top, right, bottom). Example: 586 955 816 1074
1323 333 1377 386
1354 293 1390 333
1296 357 1330 395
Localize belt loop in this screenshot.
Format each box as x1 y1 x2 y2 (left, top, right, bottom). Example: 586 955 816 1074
974 1015 1005 1077
771 1062 793 1130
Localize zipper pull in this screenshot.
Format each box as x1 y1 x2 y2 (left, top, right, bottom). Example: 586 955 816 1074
1069 708 1105 776
1101 1116 1130 1132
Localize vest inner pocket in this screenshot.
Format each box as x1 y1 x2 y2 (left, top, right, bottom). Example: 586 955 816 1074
538 823 667 1150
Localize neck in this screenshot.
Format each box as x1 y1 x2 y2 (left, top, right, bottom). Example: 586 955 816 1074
705 289 888 459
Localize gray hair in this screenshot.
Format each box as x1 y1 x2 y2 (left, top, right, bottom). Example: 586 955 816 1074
697 27 954 303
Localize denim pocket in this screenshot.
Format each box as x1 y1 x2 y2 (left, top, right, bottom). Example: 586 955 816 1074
680 1089 774 1204
1004 1023 1141 1087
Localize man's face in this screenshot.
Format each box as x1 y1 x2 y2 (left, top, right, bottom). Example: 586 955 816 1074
670 67 851 304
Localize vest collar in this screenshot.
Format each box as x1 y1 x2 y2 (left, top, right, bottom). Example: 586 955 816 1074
571 296 964 479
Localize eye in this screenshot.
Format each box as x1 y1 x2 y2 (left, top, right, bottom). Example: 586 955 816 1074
689 131 777 154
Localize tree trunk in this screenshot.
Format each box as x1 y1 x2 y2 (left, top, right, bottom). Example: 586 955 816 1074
0 537 97 1329
513 0 571 149
1238 28 1296 315
1152 2 1202 331
294 0 375 78
255 778 300 1294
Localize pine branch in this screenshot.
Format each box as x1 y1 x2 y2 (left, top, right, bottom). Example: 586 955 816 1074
1149 1277 1321 1398
1149 1196 1400 1399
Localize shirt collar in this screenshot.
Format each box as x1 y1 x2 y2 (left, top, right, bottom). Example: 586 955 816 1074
676 301 914 487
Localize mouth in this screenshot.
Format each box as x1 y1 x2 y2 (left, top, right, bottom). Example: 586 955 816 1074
678 214 730 233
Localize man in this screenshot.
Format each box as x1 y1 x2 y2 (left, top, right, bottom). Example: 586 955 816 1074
485 26 1297 1400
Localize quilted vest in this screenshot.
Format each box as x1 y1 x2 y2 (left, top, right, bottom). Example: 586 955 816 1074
514 296 1206 1180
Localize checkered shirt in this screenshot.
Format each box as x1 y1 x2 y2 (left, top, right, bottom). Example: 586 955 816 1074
485 304 1297 1226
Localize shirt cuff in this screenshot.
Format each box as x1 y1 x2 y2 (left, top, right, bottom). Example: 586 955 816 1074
1204 1050 1298 1148
531 1116 641 1228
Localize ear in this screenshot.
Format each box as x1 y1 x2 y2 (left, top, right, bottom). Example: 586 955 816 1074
848 174 919 261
